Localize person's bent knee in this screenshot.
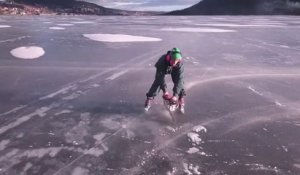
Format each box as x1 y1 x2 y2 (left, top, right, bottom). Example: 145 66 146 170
146 93 155 98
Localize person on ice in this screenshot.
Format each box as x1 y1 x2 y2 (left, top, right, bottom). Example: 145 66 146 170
144 47 186 113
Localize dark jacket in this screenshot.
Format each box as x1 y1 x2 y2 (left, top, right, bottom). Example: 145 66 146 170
154 53 184 96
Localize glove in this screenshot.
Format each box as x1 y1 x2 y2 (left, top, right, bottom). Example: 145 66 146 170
170 96 178 104
162 92 172 100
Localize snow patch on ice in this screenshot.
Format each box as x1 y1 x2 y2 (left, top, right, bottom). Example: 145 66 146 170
122 129 135 139
81 147 105 157
72 167 89 175
161 27 236 33
186 147 199 154
83 34 162 42
249 21 286 27
17 133 24 138
49 27 65 30
62 92 81 100
65 112 91 145
187 132 202 145
183 163 192 175
183 163 201 175
0 25 11 28
166 167 177 175
36 106 53 117
48 131 55 136
186 125 209 156
72 21 94 24
10 46 45 59
246 163 281 173
199 151 210 156
93 133 109 151
223 53 246 62
192 125 207 133
93 133 106 144
0 104 55 135
55 109 72 116
91 83 100 87
22 162 33 174
294 164 300 169
22 147 62 158
0 36 31 44
100 116 123 130
165 126 176 132
212 17 225 20
56 23 74 26
187 125 207 146
279 45 289 48
0 140 10 151
0 146 105 169
197 23 261 27
282 146 288 152
196 23 285 28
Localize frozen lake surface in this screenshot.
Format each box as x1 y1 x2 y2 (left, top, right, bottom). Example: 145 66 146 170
0 15 300 174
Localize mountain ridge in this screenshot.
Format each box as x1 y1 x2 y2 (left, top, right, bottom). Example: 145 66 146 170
0 0 160 15
167 0 300 15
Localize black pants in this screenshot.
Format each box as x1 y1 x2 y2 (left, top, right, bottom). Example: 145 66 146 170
146 70 186 98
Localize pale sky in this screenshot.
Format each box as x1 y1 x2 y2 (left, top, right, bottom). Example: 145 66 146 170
82 0 201 12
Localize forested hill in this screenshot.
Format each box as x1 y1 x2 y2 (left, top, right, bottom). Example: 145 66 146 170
167 0 300 15
1 0 158 15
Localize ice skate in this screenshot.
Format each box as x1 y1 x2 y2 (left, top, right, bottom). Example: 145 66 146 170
179 104 185 114
169 103 178 112
162 92 172 100
144 97 153 112
178 98 185 114
165 98 178 112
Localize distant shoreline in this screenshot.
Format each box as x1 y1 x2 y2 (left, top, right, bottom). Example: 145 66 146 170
0 2 161 16
1 1 300 16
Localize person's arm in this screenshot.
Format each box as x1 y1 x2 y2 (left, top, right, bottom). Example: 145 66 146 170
155 54 166 69
172 63 184 97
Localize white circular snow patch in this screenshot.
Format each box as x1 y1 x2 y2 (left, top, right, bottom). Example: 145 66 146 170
161 27 236 33
10 46 45 59
49 27 65 30
56 24 74 26
83 34 162 42
0 25 11 28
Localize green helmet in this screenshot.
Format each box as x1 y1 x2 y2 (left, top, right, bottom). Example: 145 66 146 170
171 47 182 60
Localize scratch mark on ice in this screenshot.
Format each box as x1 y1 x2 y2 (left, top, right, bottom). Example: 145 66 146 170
54 110 72 116
39 85 77 100
0 103 57 135
0 105 26 117
275 101 284 107
106 70 128 80
248 86 263 96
